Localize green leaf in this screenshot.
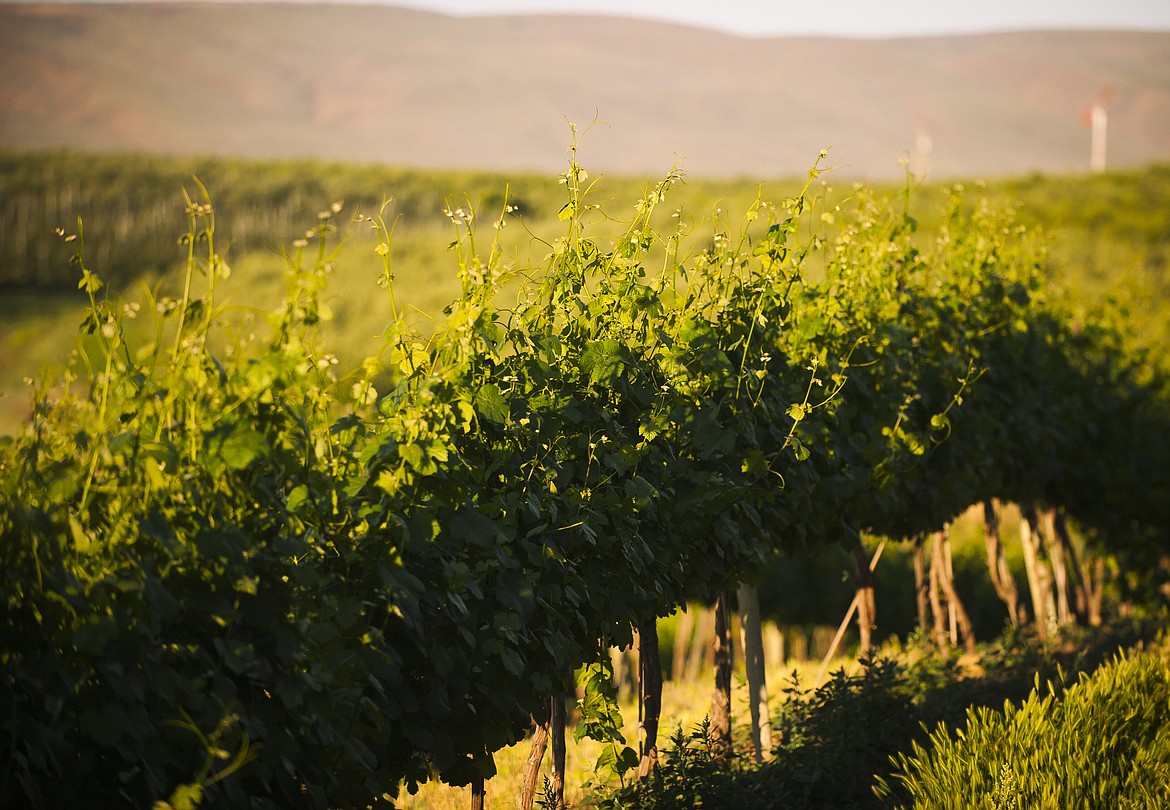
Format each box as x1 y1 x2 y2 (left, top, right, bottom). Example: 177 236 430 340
166 782 204 810
741 448 769 475
396 343 430 375
797 316 826 342
375 467 405 495
286 484 310 513
580 338 625 386
500 647 524 676
455 397 477 430
74 616 117 654
623 475 658 508
68 512 93 553
474 383 509 424
144 577 181 621
595 744 639 780
47 468 81 503
399 438 448 476
78 267 103 294
79 703 127 746
219 429 270 471
399 442 426 473
450 509 498 548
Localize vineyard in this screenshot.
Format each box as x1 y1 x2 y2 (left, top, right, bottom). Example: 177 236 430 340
2 141 1170 808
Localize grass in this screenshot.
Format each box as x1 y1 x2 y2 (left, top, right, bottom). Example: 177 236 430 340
0 290 91 431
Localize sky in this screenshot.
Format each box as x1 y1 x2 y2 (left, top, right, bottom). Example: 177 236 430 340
385 0 1170 38
16 0 1170 38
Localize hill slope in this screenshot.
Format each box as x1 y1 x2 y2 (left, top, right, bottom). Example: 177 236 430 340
1 3 1169 178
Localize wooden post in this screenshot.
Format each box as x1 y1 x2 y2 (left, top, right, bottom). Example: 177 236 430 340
608 646 629 700
519 713 550 810
1083 555 1106 627
1038 506 1072 625
849 531 877 655
763 623 785 668
637 619 663 777
1090 102 1107 173
928 531 950 652
944 534 958 645
737 583 773 761
550 696 567 810
685 606 716 682
1019 505 1055 637
933 527 977 655
671 604 695 681
982 499 1025 626
711 592 733 758
471 773 486 810
914 534 929 634
814 539 886 686
1053 508 1089 624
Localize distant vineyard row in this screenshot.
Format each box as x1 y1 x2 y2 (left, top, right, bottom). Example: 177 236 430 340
2 150 1168 297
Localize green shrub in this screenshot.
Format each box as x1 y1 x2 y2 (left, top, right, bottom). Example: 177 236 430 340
592 718 783 809
880 642 1170 809
592 626 1157 810
593 651 1015 810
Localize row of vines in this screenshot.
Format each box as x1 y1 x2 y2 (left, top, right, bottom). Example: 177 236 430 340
2 144 1169 808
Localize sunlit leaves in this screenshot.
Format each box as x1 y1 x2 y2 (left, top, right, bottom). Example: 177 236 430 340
473 382 509 424
210 427 270 472
580 337 626 387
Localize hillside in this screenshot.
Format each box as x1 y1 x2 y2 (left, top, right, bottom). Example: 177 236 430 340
1 3 1169 179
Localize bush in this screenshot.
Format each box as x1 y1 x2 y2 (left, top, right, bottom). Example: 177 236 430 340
594 653 997 810
591 717 787 809
880 641 1170 809
592 625 1157 810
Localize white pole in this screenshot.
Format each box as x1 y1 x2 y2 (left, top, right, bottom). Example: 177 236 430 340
1090 103 1107 173
913 127 933 180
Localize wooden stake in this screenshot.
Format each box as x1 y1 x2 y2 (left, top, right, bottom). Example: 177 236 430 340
928 532 950 652
519 713 550 810
686 605 716 681
850 531 877 655
637 619 663 777
737 583 773 761
1038 506 1072 625
711 592 733 758
550 696 566 810
814 539 886 686
914 534 929 634
982 499 1025 626
933 527 977 655
671 604 695 680
471 773 485 810
1019 505 1056 637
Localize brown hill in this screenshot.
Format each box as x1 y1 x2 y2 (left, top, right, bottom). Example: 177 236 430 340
1 3 1168 179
